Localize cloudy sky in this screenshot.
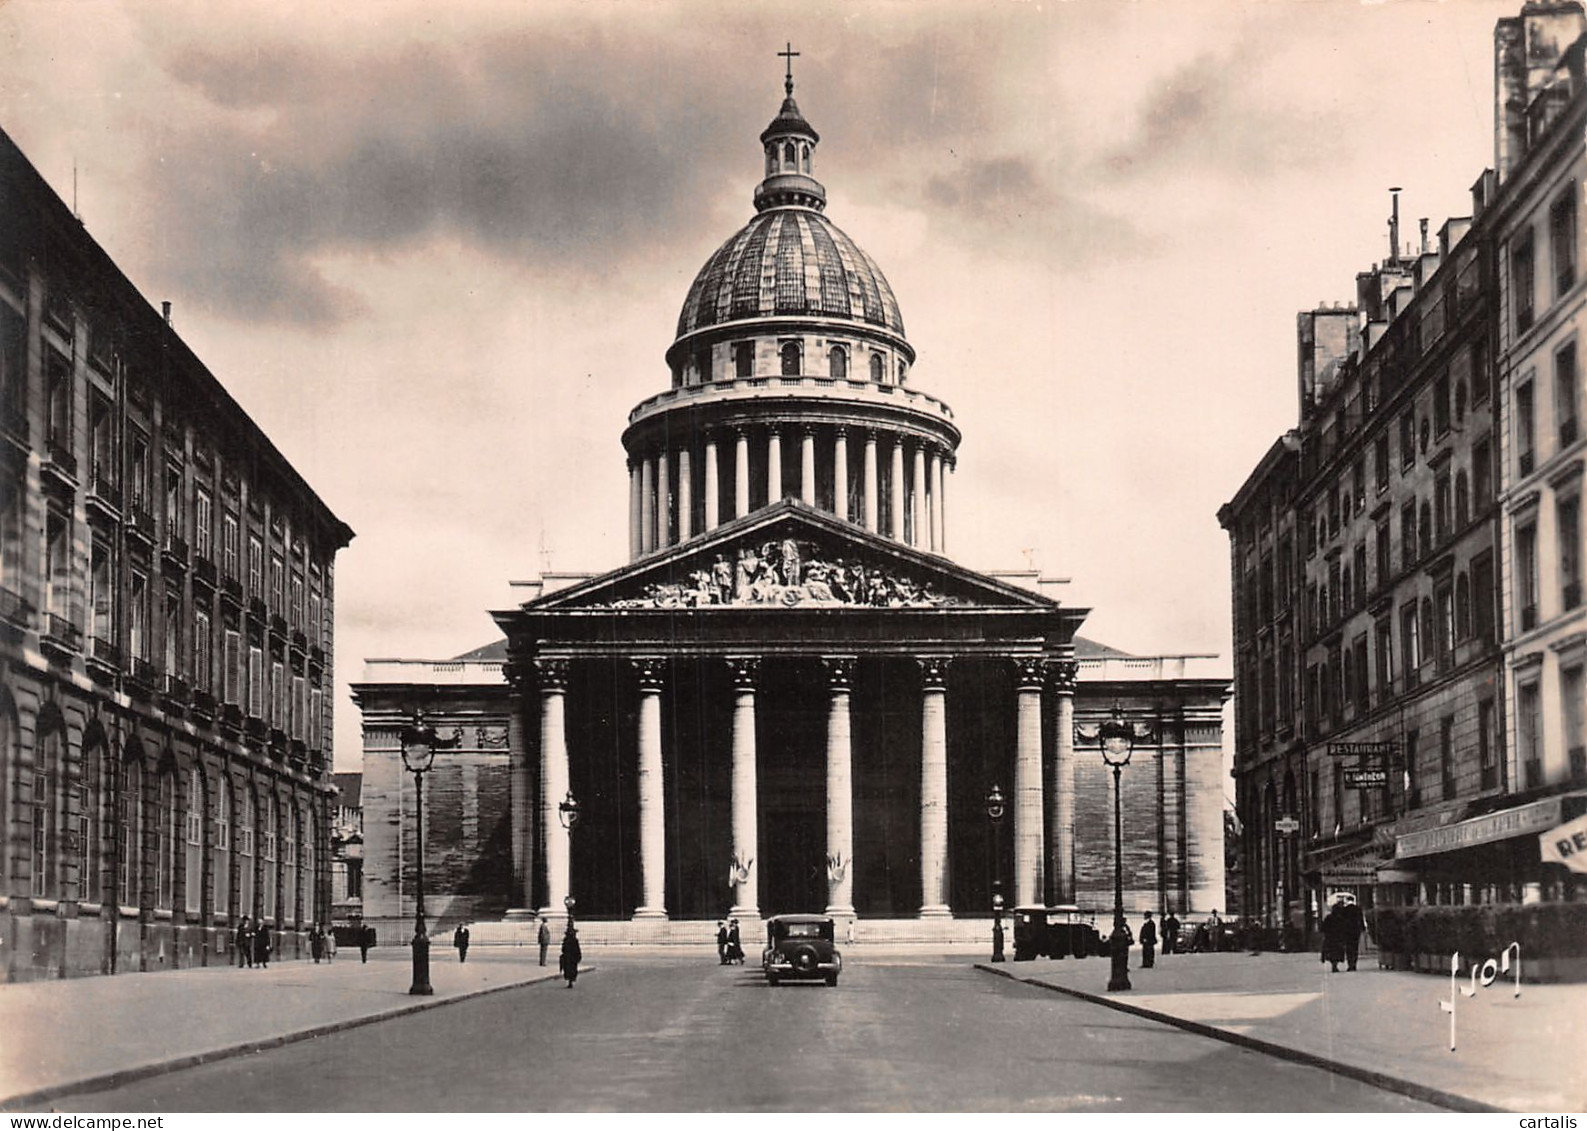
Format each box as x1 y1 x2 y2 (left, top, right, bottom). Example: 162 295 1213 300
0 0 1516 770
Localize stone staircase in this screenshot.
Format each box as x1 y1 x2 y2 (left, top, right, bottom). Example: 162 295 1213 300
466 916 992 948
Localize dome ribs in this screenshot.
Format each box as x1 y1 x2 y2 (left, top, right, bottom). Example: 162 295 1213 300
773 213 808 315
730 215 775 321
806 217 852 320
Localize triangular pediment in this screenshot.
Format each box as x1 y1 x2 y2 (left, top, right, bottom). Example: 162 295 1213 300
523 500 1064 613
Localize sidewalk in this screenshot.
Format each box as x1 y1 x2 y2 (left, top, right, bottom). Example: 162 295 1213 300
980 951 1585 1112
0 948 565 1110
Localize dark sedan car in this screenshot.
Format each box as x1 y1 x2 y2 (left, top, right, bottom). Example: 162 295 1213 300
762 914 843 986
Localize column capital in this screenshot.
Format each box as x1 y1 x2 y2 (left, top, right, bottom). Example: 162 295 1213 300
834 425 849 439
1012 656 1045 690
631 656 668 691
726 655 760 689
822 656 857 689
534 657 571 691
1047 659 1079 694
917 655 952 690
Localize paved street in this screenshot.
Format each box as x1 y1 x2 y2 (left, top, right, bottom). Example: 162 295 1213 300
57 956 1435 1112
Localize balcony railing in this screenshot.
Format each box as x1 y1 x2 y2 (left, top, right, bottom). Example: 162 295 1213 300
270 614 288 639
163 532 189 567
163 673 190 703
89 474 122 512
126 507 155 544
245 715 268 741
43 613 81 652
89 635 121 667
45 440 77 480
248 596 267 621
191 688 216 717
220 575 243 603
0 585 31 627
127 657 159 691
219 702 243 728
193 557 217 588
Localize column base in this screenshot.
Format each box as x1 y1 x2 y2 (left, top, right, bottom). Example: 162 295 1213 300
824 904 856 920
918 905 953 919
502 907 539 922
729 904 760 921
632 908 668 921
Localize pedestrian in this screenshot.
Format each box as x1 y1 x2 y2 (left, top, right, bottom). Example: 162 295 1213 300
359 924 373 963
454 922 471 964
237 915 255 968
727 918 744 965
1204 908 1223 952
1320 901 1345 972
326 927 337 963
255 923 272 968
716 920 729 965
1336 894 1365 971
310 923 325 964
538 916 551 967
1139 911 1157 969
559 923 582 987
1162 911 1180 955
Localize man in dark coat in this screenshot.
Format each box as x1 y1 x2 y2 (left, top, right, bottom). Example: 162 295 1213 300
454 923 471 964
236 916 254 968
560 924 582 987
727 919 744 964
1320 903 1344 972
1162 911 1181 955
310 924 325 964
538 917 551 967
1337 896 1366 971
359 925 374 963
255 923 272 968
1139 911 1158 968
716 921 729 965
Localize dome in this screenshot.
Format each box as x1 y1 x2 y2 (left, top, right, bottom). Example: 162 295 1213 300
674 209 906 339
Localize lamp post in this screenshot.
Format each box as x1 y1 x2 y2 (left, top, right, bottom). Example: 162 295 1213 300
986 783 1006 963
399 712 445 996
558 790 581 926
1097 706 1137 992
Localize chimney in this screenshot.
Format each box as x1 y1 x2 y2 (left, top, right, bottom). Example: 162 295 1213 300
1388 187 1402 263
161 301 172 325
1495 3 1587 181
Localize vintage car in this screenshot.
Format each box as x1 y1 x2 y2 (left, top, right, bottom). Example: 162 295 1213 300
1012 905 1102 961
762 914 843 986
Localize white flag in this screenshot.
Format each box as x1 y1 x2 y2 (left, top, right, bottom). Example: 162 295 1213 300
1539 813 1587 874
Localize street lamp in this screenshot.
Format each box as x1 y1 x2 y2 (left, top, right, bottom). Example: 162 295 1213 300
558 791 580 925
399 711 444 996
1096 705 1137 992
986 783 1006 963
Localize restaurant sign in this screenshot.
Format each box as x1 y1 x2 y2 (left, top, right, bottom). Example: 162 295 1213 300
1396 797 1565 859
1328 742 1397 758
1344 768 1388 788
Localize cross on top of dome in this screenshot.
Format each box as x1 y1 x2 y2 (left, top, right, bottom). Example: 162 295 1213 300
756 42 824 211
779 42 800 97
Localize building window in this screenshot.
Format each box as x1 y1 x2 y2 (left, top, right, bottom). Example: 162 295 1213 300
237 787 255 917
1436 583 1455 667
1405 728 1421 809
46 349 71 448
128 431 149 513
1551 185 1577 298
1472 550 1497 644
185 769 203 916
1478 698 1497 790
1474 435 1493 509
1455 571 1472 640
157 770 176 910
90 540 113 646
1402 502 1418 570
247 644 264 719
1558 341 1580 449
194 610 212 693
283 804 298 927
1517 520 1539 631
870 353 885 384
1440 716 1456 801
1517 379 1536 477
1435 473 1452 543
129 571 149 662
1400 411 1415 471
1419 500 1433 560
163 586 180 676
1518 680 1542 789
1375 433 1390 493
1332 763 1344 832
262 793 277 923
165 464 184 544
732 342 753 380
779 341 801 376
1434 373 1451 437
1560 494 1582 611
119 756 142 907
223 627 242 705
1455 470 1470 529
269 554 284 614
247 536 263 596
828 345 847 380
1564 665 1586 782
214 776 232 917
1400 601 1421 688
1512 230 1535 333
1374 617 1393 696
195 488 213 560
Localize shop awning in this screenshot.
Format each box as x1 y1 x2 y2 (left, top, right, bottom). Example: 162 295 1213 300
1304 837 1391 884
1395 792 1587 860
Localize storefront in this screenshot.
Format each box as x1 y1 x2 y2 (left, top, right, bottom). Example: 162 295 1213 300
1394 792 1587 904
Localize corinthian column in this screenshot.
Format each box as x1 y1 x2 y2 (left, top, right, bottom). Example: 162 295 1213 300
889 438 905 541
833 428 850 522
506 671 534 913
863 431 879 533
767 429 783 506
801 429 816 506
824 657 856 919
656 449 671 550
704 435 720 531
640 455 656 555
628 459 641 562
677 448 694 542
734 430 750 520
936 454 949 555
919 656 952 917
912 444 927 548
1013 657 1045 907
1048 660 1079 905
633 658 667 920
927 449 942 553
728 657 760 919
536 658 572 920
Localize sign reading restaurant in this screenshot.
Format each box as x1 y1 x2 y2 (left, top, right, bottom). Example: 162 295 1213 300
1396 796 1569 859
1328 742 1398 758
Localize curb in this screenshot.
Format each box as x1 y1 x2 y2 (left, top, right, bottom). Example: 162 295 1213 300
974 964 1504 1114
0 965 590 1112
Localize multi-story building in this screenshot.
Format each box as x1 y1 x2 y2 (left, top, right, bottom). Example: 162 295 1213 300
0 126 353 979
329 771 363 923
1485 1 1587 896
1223 1 1587 945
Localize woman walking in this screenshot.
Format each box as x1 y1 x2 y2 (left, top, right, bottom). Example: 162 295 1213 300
559 923 582 987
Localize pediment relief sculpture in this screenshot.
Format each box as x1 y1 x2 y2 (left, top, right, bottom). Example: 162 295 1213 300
603 538 960 610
